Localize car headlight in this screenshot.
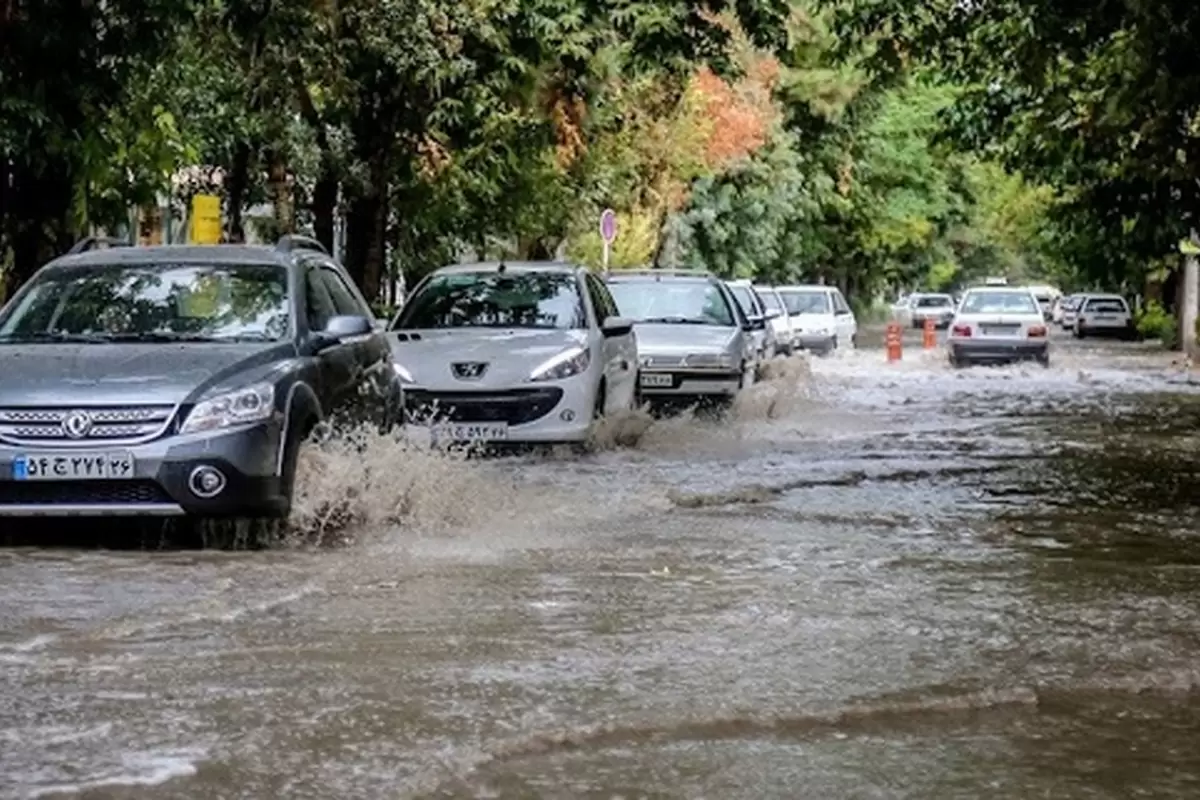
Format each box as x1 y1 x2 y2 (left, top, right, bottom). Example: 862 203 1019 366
530 347 590 382
180 382 275 434
684 353 734 368
393 362 415 383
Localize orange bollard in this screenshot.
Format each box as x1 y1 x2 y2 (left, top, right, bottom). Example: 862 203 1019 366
922 317 937 349
885 321 902 362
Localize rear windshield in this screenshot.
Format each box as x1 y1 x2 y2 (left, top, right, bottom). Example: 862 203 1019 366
1084 297 1129 313
960 291 1039 315
778 290 831 315
915 295 953 308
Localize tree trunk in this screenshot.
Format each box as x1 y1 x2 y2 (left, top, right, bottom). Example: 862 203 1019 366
343 158 388 302
311 168 338 255
268 153 293 237
1181 229 1199 359
225 142 252 243
4 163 74 300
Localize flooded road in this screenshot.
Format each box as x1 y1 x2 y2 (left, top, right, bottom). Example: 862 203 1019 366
4 328 1200 798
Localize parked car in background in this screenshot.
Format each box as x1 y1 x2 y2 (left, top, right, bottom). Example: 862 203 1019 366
775 284 858 355
947 286 1050 368
604 269 757 406
753 285 797 355
388 261 638 445
1073 294 1136 339
0 235 402 520
1023 285 1061 321
726 279 783 366
1059 294 1085 329
896 293 956 329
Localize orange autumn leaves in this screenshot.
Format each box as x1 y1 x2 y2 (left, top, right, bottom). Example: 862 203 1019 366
691 59 780 169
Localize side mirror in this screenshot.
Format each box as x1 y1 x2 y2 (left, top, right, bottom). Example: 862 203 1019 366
312 314 373 351
745 315 767 331
601 315 634 337
763 309 782 320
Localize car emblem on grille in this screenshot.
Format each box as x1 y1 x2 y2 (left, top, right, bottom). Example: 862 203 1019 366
61 410 94 439
451 362 488 380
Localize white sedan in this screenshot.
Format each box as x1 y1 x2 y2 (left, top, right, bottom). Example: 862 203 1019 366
387 261 639 445
1073 294 1136 339
947 286 1050 368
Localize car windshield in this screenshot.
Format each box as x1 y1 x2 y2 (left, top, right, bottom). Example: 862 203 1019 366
606 279 736 326
730 286 757 316
961 291 1040 314
779 290 831 315
1085 297 1128 313
394 271 585 330
916 295 952 308
756 289 783 312
0 263 290 343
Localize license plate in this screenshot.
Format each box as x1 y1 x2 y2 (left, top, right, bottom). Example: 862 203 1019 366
408 422 509 444
12 452 135 481
640 372 674 388
1094 315 1115 321
980 325 1019 336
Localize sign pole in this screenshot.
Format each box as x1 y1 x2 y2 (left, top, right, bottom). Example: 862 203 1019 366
599 208 617 271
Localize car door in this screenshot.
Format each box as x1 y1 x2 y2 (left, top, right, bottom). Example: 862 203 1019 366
313 261 396 425
832 289 856 343
584 272 636 412
303 263 360 423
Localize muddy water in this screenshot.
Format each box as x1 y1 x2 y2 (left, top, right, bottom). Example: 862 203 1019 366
4 329 1200 799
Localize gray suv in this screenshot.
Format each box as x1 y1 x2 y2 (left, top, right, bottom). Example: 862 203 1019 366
0 236 402 519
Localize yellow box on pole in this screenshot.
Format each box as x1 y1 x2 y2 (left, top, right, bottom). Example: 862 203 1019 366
190 194 222 244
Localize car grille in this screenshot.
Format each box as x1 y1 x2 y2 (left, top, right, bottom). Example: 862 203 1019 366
0 480 173 506
404 389 564 425
640 356 686 368
0 405 174 445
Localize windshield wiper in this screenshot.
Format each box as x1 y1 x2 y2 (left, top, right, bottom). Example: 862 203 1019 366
100 332 275 343
641 316 717 325
0 331 114 344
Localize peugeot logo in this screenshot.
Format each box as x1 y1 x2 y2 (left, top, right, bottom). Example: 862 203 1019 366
451 362 488 380
61 410 94 439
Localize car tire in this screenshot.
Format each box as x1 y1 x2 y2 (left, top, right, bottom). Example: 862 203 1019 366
1073 327 1084 339
1037 353 1051 368
593 379 607 420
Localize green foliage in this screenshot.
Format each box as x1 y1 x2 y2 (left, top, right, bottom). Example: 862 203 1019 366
1136 300 1177 348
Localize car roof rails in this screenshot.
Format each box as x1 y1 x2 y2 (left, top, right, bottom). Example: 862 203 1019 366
606 267 713 279
67 236 132 255
275 234 329 255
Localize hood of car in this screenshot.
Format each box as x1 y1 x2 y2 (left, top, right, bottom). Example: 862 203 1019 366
631 323 739 356
388 328 590 387
0 342 288 407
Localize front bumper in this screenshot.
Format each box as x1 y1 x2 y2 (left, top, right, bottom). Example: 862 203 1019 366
795 333 836 353
638 368 741 400
0 421 287 518
401 374 595 444
950 338 1048 364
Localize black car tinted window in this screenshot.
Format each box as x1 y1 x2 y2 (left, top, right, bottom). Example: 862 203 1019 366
305 269 337 331
318 267 366 317
0 263 290 342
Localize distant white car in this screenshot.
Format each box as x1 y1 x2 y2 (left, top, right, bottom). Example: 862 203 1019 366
947 286 1050 368
753 285 796 355
1059 294 1085 329
896 292 956 329
1073 294 1135 339
388 261 639 445
726 279 781 363
776 284 858 355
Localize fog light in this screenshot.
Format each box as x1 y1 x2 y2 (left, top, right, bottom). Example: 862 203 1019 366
560 409 576 422
188 465 227 498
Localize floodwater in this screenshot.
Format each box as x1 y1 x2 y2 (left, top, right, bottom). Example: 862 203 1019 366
3 327 1200 799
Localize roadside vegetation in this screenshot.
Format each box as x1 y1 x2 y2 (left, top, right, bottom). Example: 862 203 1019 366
2 0 1197 340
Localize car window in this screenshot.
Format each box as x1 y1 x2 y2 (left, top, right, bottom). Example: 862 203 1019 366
960 291 1039 314
729 285 759 317
915 295 952 308
316 268 365 317
756 289 783 312
1084 297 1129 313
832 290 851 314
583 273 617 324
0 262 291 342
778 290 832 315
394 271 586 330
605 278 737 326
305 269 337 331
594 279 621 320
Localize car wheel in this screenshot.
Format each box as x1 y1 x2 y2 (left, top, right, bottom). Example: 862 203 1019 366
1037 353 1051 368
593 379 607 420
1073 327 1084 339
850 333 858 349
